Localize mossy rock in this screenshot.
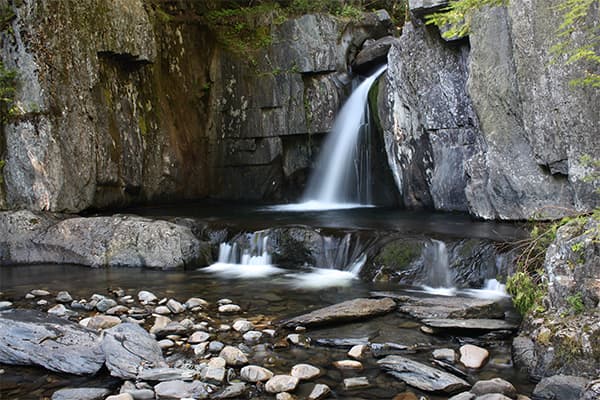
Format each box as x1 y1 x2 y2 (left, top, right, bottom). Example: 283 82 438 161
375 240 422 269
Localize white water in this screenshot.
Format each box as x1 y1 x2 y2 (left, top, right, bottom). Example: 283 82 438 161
423 239 453 289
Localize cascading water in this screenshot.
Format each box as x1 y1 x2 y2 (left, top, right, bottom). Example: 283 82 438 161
422 239 456 296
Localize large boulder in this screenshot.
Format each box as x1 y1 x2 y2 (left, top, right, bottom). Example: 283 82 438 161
0 309 105 375
0 210 210 268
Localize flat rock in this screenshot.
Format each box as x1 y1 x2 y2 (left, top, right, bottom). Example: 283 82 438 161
315 337 370 348
471 378 517 398
422 319 519 331
459 344 489 369
51 388 110 400
233 319 254 333
138 367 196 381
0 301 12 311
348 344 368 360
218 304 241 313
309 383 331 400
291 363 320 380
532 375 589 400
333 360 363 370
166 299 185 314
214 383 247 399
188 331 211 344
185 297 208 309
102 322 166 379
378 355 470 393
106 394 133 400
138 291 158 303
219 345 248 366
241 365 274 382
280 298 396 328
343 377 370 390
433 348 456 363
0 309 104 375
84 315 122 330
154 380 211 400
265 375 300 393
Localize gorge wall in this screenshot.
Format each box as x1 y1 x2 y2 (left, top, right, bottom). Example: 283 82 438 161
0 0 598 219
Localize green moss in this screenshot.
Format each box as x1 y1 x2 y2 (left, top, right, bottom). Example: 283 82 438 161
138 114 147 136
0 159 5 185
506 271 546 316
566 292 585 314
554 334 584 364
376 241 422 269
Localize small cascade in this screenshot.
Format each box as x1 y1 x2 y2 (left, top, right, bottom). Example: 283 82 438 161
424 239 453 288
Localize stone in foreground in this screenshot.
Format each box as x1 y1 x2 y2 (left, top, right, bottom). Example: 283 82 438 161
459 344 489 369
532 375 589 400
279 297 396 328
51 388 110 400
265 375 300 393
219 345 248 366
291 363 320 380
343 377 370 390
102 323 166 379
0 309 104 375
154 380 211 400
241 365 274 382
309 383 331 400
471 378 517 398
378 355 470 393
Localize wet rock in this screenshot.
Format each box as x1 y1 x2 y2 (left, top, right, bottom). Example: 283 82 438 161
138 291 158 303
291 363 320 380
241 365 274 382
31 289 50 296
313 337 371 348
188 331 211 344
158 339 175 350
384 293 505 320
96 298 117 312
348 344 368 359
209 341 225 353
378 355 470 393
448 392 475 400
48 304 68 316
343 377 370 390
208 357 226 369
580 380 600 400
0 309 104 375
56 291 73 303
138 367 195 381
51 388 111 400
204 366 226 384
280 297 396 328
102 323 166 379
309 383 331 400
106 394 133 400
185 297 208 309
214 383 247 399
83 315 122 330
243 330 263 344
154 306 171 315
333 360 363 370
0 301 12 310
219 345 248 366
433 348 456 363
471 378 517 398
106 305 129 315
352 36 396 74
532 375 588 400
218 304 241 313
265 375 300 394
233 319 254 333
166 299 185 314
459 344 489 369
286 333 311 347
422 319 518 331
154 380 211 400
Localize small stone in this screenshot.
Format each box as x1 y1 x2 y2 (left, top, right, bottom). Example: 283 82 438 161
215 383 247 399
348 344 368 360
343 377 369 390
154 305 171 315
204 366 226 384
218 298 233 305
154 380 210 400
106 394 133 400
265 375 300 394
448 392 475 400
233 319 254 333
473 395 513 400
218 324 231 332
459 344 489 369
185 297 208 309
150 315 171 334
124 389 154 400
188 331 211 344
243 330 263 344
393 391 419 400
309 384 331 400
421 325 434 334
240 365 274 382
106 305 129 315
286 333 310 347
219 345 248 366
0 301 12 311
37 299 48 306
471 378 517 398
263 329 276 337
276 393 296 400
209 341 225 353
85 315 122 330
158 339 175 350
56 291 73 303
50 388 110 400
291 363 320 380
48 304 68 317
167 299 185 314
25 293 35 299
138 291 158 303
31 289 50 297
193 342 208 356
208 357 226 369
433 348 456 363
333 360 363 370
218 304 241 313
96 298 118 312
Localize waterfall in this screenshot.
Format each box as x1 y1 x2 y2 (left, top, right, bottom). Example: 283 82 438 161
422 239 456 295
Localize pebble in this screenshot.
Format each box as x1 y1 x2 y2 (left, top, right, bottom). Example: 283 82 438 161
265 375 300 394
167 299 185 314
240 365 274 382
106 305 130 315
433 348 456 363
185 297 208 309
209 341 225 353
0 301 13 311
276 393 296 400
233 319 254 333
208 357 226 369
218 304 241 313
138 290 158 303
420 325 434 334
218 298 233 305
193 342 208 356
188 331 211 344
37 299 48 306
150 315 171 334
459 344 489 369
83 315 122 330
47 304 68 316
154 306 172 315
158 339 175 350
309 383 331 400
31 289 50 297
343 377 370 390
263 329 276 337
471 378 517 398
96 298 117 312
218 324 231 332
291 363 320 380
219 346 248 366
56 291 73 303
286 333 310 348
348 344 368 360
204 366 226 384
106 394 133 400
243 330 263 344
25 293 35 299
333 360 363 370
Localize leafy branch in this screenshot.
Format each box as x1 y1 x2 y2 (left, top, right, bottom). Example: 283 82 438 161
424 0 507 39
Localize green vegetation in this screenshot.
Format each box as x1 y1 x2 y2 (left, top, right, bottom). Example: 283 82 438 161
425 0 507 39
506 271 545 315
550 0 600 87
0 159 5 185
0 60 17 125
566 292 585 314
375 241 421 268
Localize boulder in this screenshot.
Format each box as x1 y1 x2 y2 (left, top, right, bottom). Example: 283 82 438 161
279 297 396 328
532 375 589 400
0 309 104 375
352 36 397 74
378 355 470 393
101 322 166 379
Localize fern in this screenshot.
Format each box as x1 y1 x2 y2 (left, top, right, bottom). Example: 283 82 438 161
424 0 507 39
